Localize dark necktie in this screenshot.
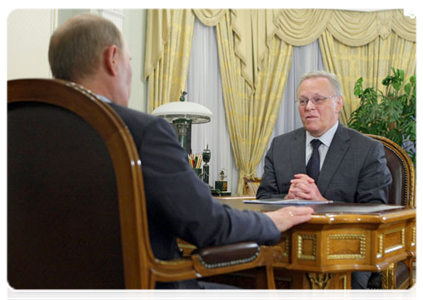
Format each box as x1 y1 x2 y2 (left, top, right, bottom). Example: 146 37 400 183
306 139 322 182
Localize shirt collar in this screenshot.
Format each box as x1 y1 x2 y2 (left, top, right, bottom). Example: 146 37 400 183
306 121 339 147
96 94 112 103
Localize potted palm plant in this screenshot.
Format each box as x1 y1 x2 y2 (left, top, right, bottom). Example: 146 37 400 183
348 68 416 164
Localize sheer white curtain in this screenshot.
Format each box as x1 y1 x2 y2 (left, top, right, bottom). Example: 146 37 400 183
186 17 239 192
186 17 326 192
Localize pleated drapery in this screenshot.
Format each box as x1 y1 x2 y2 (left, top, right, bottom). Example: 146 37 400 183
144 10 195 113
215 11 293 193
144 9 416 194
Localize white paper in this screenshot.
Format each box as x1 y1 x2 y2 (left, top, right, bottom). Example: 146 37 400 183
243 199 332 205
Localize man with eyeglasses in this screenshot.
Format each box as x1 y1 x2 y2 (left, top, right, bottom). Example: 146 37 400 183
256 70 392 289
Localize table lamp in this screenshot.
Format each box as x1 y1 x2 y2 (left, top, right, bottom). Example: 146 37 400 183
151 91 213 154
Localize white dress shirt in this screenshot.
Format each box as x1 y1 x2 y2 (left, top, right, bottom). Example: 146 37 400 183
96 94 111 103
305 121 339 170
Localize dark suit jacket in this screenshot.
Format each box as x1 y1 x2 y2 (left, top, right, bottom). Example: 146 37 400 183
109 103 280 288
256 123 392 203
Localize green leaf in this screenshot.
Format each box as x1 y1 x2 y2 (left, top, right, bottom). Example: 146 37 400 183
348 68 416 164
382 75 392 86
354 77 363 97
404 83 411 95
400 69 405 80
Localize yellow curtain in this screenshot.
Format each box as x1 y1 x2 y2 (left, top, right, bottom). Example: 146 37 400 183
215 11 293 194
319 10 416 124
144 9 195 112
320 31 416 124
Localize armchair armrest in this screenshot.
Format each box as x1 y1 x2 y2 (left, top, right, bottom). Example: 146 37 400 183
192 242 260 269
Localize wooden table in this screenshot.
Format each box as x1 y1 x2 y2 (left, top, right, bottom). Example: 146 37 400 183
204 198 416 289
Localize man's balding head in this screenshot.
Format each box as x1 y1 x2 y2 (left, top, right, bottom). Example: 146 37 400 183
49 14 123 82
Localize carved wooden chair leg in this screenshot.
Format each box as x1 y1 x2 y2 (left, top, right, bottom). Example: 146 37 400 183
266 265 276 289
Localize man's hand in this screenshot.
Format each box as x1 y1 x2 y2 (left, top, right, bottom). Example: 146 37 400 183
264 206 314 232
286 174 328 201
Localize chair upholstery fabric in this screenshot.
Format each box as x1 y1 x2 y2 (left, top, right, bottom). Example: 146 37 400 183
383 145 408 206
8 102 125 289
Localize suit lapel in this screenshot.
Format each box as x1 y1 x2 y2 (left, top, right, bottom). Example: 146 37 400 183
317 124 350 195
291 128 306 174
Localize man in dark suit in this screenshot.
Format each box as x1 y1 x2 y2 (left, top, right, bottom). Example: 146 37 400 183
48 14 314 289
257 70 392 288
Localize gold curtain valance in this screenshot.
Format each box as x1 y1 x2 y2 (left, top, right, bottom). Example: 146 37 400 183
326 10 416 47
193 9 416 45
192 9 228 26
144 9 415 90
274 9 331 46
391 9 416 41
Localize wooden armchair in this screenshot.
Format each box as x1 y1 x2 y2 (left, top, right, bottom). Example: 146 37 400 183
366 134 416 289
7 79 274 289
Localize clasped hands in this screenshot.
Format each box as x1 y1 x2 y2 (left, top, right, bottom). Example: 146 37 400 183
265 174 333 233
285 174 329 202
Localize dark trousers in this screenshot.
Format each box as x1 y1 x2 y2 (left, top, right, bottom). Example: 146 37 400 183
351 272 372 300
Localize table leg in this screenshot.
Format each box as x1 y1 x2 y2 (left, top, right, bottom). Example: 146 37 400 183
274 268 351 289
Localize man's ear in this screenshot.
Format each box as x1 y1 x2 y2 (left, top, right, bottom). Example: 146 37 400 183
336 96 344 113
104 45 118 76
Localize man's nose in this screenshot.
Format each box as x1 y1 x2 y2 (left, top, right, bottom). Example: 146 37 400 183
305 100 316 110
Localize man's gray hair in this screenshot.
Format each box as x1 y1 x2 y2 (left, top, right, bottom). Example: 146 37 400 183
297 70 343 97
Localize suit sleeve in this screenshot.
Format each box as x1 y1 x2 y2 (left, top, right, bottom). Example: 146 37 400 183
356 141 392 204
256 139 287 199
138 118 281 247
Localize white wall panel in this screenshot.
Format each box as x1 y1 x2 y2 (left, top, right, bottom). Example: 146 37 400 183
7 9 53 80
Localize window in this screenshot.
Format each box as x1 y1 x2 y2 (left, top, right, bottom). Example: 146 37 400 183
100 9 125 31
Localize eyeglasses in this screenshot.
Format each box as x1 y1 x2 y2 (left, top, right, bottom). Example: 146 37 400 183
298 95 339 107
